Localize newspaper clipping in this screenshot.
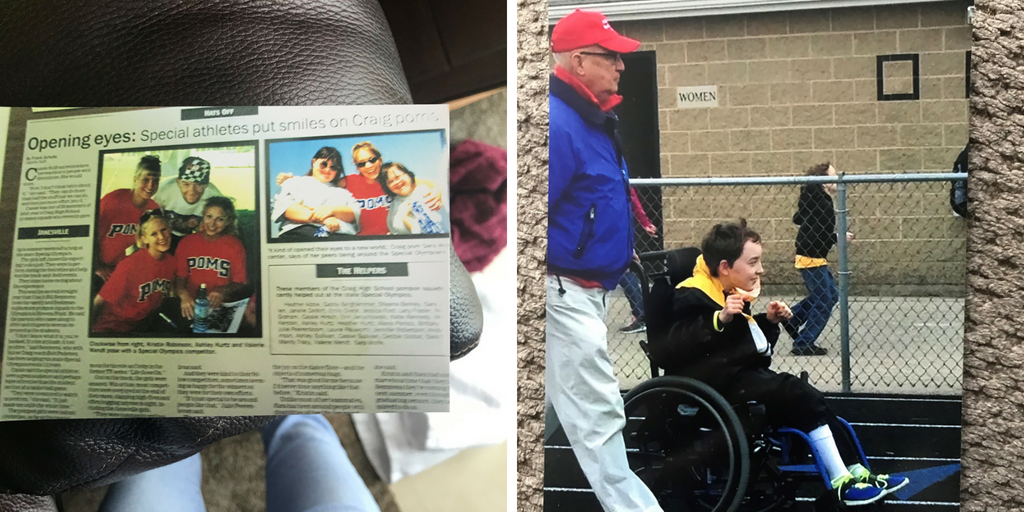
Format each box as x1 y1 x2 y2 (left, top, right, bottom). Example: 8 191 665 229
0 106 451 420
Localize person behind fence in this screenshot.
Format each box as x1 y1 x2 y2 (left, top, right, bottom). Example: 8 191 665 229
950 144 968 218
92 210 175 333
664 220 907 506
546 8 664 512
785 162 853 356
618 187 658 334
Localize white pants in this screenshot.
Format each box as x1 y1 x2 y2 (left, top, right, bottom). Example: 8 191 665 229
546 275 663 512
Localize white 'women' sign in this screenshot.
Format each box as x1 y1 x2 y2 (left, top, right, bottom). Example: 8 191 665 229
676 86 719 109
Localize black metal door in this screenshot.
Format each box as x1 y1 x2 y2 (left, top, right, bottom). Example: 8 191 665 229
617 50 663 255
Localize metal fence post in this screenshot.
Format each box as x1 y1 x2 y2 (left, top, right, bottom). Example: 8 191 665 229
836 174 851 393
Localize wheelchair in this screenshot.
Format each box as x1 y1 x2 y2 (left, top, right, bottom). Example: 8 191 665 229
621 248 871 512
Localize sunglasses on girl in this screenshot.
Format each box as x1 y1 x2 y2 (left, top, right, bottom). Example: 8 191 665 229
355 156 381 168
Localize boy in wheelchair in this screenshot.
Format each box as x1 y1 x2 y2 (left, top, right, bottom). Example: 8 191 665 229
657 220 908 507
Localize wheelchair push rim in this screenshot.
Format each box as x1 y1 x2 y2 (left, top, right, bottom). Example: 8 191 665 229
623 376 750 512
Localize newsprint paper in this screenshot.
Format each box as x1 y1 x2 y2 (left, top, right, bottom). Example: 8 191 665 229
0 106 451 421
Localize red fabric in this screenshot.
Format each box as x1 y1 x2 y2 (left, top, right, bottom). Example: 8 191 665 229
450 140 507 272
629 187 654 230
554 65 622 112
565 275 604 289
175 233 248 298
346 174 390 235
97 188 159 268
545 273 605 289
551 9 640 54
94 249 176 332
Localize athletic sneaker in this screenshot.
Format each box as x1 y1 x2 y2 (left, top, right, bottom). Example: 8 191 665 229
832 474 885 506
849 463 910 497
619 319 646 334
791 345 828 356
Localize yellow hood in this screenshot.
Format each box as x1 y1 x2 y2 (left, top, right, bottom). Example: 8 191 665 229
677 255 760 308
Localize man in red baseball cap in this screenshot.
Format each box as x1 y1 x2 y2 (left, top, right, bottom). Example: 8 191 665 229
549 9 640 109
546 9 663 512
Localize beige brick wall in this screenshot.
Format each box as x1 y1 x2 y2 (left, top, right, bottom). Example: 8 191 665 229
615 2 969 295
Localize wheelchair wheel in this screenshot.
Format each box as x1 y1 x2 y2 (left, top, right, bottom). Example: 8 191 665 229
623 376 750 512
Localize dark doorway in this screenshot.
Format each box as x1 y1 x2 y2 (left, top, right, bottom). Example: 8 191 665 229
617 50 663 256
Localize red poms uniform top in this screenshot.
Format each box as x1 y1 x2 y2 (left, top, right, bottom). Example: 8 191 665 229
175 233 248 298
97 188 159 268
93 249 176 332
346 175 390 235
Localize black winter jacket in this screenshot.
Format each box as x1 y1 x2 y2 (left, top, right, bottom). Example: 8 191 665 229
950 146 968 218
661 287 780 387
793 184 837 259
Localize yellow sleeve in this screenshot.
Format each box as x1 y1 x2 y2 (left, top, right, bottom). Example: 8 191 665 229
712 310 725 332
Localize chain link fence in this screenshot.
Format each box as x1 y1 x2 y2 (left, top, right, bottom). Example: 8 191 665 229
608 172 966 395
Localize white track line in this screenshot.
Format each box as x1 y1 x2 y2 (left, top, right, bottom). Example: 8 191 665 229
883 501 959 507
545 489 959 506
827 396 961 403
849 422 961 428
626 418 961 426
544 445 641 452
867 456 960 462
794 497 958 506
545 446 962 460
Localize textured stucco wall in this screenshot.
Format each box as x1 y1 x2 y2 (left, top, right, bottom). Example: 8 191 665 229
961 2 1024 510
612 3 970 295
517 0 547 509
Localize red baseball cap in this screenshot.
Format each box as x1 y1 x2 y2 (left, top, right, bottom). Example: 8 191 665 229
551 9 641 54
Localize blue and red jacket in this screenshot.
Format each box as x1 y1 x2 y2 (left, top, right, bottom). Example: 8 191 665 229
547 70 633 290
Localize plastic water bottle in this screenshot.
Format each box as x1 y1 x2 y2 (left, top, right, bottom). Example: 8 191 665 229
411 201 443 234
193 284 209 334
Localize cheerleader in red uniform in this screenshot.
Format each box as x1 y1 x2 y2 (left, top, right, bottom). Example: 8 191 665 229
174 196 248 320
92 210 175 333
95 155 162 280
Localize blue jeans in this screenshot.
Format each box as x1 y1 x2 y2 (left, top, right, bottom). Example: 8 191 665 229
618 271 644 321
98 415 380 512
789 265 838 348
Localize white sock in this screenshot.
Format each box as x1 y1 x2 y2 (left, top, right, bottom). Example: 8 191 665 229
808 424 853 482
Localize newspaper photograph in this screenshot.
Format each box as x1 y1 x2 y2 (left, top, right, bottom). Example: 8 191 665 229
0 106 451 421
267 131 449 240
91 143 261 337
